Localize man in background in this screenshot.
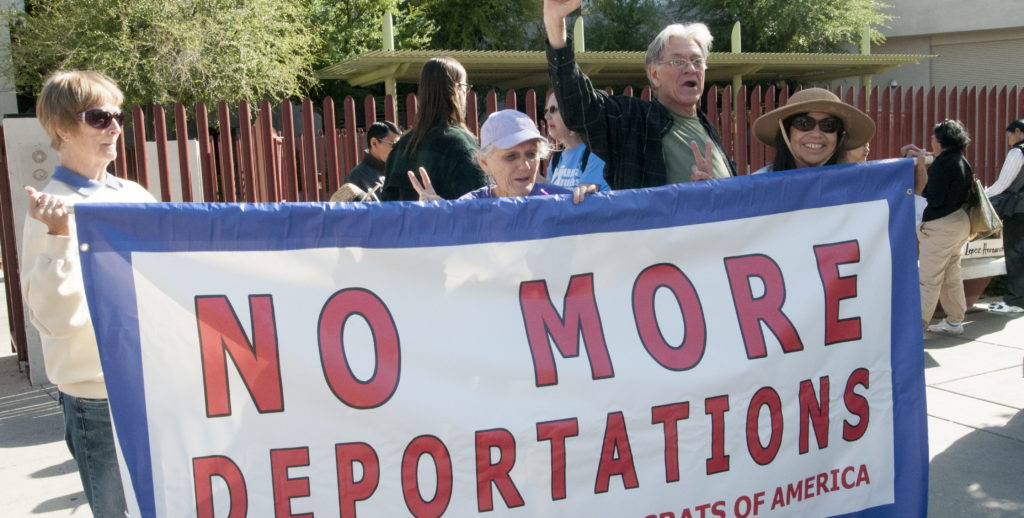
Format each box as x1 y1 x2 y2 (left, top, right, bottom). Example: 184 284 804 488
347 121 401 193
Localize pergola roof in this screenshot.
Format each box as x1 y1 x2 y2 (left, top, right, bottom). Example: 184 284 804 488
317 50 931 90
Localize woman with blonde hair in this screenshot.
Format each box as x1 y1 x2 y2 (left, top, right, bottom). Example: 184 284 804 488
380 57 487 200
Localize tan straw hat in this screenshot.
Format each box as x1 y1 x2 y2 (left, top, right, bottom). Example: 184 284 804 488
752 88 875 151
330 183 374 202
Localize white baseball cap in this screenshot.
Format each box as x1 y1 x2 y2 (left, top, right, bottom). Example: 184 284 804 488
480 109 545 149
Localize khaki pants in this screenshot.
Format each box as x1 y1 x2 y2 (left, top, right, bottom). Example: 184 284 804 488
917 209 971 327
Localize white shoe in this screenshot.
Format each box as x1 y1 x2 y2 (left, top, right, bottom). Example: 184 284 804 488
927 319 964 336
988 302 1024 314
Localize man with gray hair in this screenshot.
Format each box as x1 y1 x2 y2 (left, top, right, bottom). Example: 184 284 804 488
544 0 735 189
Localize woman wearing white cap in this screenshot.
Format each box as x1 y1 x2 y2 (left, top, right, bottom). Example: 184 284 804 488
751 88 875 173
410 110 596 202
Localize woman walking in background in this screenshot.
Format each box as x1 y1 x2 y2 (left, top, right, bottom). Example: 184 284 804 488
916 120 974 335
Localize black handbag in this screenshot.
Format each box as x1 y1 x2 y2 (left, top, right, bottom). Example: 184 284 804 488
990 190 1021 220
991 142 1024 220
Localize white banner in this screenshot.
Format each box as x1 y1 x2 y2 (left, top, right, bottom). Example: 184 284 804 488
76 160 928 517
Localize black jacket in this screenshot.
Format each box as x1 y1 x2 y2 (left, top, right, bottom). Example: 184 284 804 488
346 154 386 192
546 37 735 189
923 148 972 222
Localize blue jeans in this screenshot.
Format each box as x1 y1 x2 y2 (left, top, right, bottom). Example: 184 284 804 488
60 393 127 517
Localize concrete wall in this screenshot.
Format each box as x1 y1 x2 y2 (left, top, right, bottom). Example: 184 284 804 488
840 28 1024 89
880 0 1024 37
833 4 1024 89
4 117 200 385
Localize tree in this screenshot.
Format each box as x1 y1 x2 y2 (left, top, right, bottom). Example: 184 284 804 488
413 0 541 50
311 0 435 69
585 0 662 51
3 0 321 108
679 0 891 53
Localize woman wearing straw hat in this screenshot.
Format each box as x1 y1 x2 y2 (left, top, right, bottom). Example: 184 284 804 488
751 88 875 173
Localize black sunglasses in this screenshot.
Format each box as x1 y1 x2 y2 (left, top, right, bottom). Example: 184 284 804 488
789 115 841 133
78 109 125 130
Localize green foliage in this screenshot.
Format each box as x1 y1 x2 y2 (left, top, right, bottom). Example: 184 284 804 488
413 0 541 50
311 0 435 68
679 0 891 53
3 0 320 108
585 0 662 51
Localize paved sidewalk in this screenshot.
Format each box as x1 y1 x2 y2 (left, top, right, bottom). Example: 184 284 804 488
1 281 92 517
924 302 1024 517
1 274 1022 516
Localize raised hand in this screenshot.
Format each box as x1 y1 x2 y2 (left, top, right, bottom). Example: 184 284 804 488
407 167 443 202
689 140 715 181
543 0 582 48
25 186 70 236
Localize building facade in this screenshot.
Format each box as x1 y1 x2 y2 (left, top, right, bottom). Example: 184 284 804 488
846 0 1024 89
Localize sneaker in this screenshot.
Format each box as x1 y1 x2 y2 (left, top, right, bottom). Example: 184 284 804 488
927 319 964 336
988 302 1024 314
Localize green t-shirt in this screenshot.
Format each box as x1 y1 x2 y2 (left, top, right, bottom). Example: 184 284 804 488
663 112 731 184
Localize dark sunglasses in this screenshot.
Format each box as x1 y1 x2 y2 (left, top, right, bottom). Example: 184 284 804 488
789 115 841 133
78 109 125 130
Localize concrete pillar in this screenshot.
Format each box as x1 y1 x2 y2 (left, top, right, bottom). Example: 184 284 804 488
383 12 397 100
731 21 742 101
860 24 872 89
573 17 585 53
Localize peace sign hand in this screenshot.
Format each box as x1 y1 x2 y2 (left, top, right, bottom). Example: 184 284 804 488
689 140 715 181
408 167 443 202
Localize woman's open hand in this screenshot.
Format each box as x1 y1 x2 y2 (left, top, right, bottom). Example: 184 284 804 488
25 186 70 236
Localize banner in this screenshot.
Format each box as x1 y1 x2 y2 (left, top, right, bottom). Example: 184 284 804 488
76 159 927 518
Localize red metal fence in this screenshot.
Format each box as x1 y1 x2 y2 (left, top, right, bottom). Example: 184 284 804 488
109 85 1024 202
2 84 1023 362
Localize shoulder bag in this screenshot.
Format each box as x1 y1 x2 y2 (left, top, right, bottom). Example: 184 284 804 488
989 145 1024 220
964 177 1002 240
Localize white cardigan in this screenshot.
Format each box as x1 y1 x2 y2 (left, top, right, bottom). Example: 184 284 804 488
21 168 154 398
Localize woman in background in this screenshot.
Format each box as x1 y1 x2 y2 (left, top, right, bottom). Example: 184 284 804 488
916 120 974 335
380 57 487 201
542 91 609 192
